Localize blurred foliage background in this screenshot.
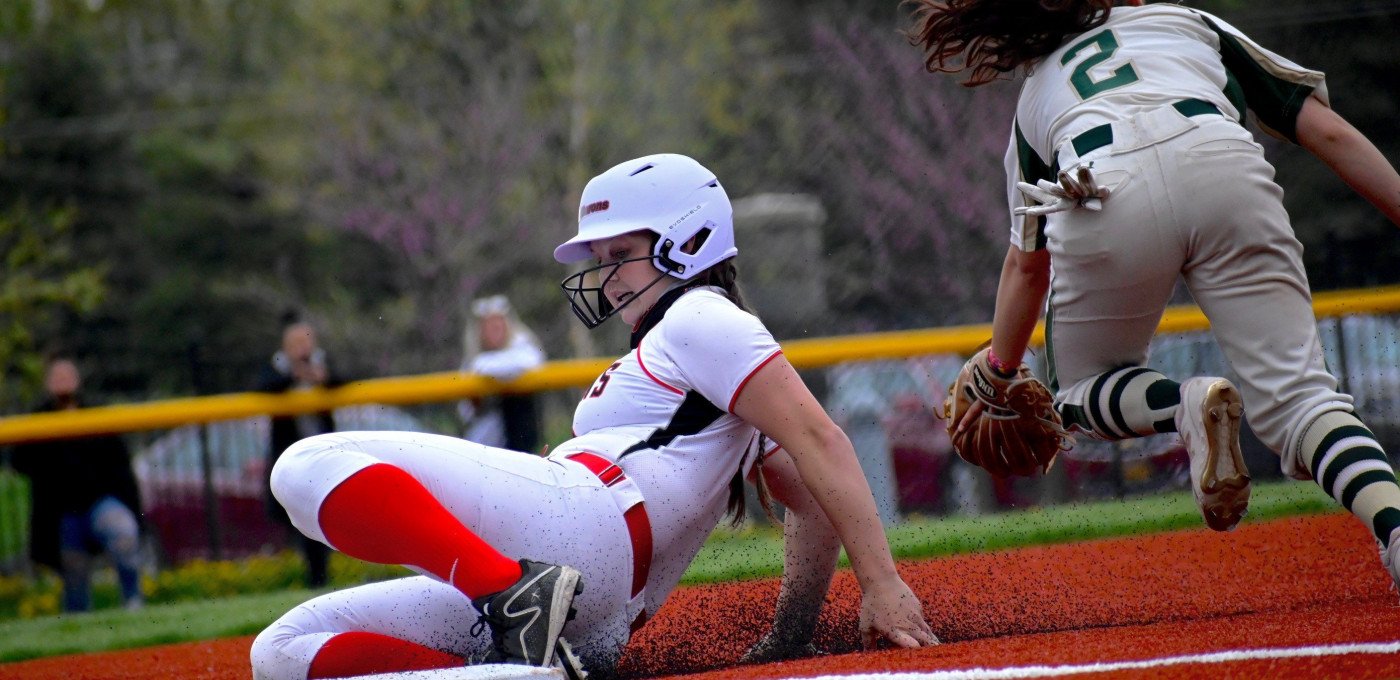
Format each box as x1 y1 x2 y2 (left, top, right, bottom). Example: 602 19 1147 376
1 0 1397 411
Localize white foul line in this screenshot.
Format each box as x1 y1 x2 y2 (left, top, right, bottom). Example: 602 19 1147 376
787 641 1400 680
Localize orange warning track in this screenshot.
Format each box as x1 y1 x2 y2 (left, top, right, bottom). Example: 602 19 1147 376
5 513 1397 679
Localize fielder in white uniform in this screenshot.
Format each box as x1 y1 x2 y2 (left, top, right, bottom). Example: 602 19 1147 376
250 154 936 679
910 0 1400 588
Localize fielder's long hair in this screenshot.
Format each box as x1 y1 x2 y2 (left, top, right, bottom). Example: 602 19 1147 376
906 0 1117 86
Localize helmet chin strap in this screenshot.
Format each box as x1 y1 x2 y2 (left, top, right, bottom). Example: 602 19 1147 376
612 263 678 320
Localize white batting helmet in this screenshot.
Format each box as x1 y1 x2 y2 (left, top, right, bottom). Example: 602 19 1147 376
554 153 737 278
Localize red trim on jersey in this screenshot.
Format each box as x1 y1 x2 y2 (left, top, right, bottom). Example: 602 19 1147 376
635 338 684 396
728 349 784 413
762 443 784 460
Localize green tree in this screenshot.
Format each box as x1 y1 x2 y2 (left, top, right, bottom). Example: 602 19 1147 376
4 0 388 396
0 19 130 407
0 205 105 411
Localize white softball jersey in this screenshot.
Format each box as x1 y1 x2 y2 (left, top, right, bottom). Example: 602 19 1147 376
252 286 781 678
559 286 781 606
995 3 1353 475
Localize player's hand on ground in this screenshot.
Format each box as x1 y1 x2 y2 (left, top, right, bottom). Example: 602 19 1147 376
1014 164 1111 216
858 576 939 650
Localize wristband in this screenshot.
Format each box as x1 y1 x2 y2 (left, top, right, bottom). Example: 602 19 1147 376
987 347 1019 378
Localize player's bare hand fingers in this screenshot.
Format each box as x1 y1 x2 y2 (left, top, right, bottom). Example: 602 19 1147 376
905 623 939 646
884 630 922 649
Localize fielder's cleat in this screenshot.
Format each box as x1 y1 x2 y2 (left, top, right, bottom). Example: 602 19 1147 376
1176 377 1251 531
1381 528 1400 597
470 559 584 667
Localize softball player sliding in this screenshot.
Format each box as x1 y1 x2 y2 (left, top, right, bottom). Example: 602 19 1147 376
249 154 936 679
910 0 1400 587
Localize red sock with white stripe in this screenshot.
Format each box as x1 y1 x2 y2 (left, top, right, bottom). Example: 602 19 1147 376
318 463 522 598
307 632 461 679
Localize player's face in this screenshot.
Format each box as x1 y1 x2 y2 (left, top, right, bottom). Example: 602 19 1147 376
589 232 670 326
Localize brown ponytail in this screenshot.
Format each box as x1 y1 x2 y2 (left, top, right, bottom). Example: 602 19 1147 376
727 433 781 527
906 0 1116 86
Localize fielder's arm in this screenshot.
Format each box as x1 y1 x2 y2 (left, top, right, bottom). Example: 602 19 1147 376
989 245 1052 367
1295 96 1400 227
740 447 841 661
732 355 937 649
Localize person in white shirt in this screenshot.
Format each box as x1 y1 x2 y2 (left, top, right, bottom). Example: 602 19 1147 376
458 294 546 452
908 0 1400 590
250 153 936 680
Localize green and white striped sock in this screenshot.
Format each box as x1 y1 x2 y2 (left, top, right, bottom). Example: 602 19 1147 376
1300 411 1400 548
1060 367 1180 440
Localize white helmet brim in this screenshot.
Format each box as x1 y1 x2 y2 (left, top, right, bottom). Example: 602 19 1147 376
553 218 654 264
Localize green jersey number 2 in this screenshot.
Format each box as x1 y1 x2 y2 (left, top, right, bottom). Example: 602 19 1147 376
1061 30 1139 99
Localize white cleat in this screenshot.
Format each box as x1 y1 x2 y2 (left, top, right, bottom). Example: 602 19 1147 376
1176 377 1251 531
1381 528 1400 598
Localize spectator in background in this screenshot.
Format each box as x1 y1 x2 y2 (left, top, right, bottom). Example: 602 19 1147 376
458 295 545 453
10 356 145 612
256 316 341 588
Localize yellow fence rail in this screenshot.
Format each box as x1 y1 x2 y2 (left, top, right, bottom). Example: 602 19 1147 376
3 284 1398 445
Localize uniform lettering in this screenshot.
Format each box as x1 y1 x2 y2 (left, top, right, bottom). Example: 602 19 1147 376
588 362 623 398
1062 30 1140 100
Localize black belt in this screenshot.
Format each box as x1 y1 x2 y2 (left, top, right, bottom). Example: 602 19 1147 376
1070 98 1222 157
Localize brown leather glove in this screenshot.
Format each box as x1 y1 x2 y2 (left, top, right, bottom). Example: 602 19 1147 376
943 347 1073 477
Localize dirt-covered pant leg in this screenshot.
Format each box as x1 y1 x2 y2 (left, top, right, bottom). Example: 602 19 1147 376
258 431 636 678
249 576 479 680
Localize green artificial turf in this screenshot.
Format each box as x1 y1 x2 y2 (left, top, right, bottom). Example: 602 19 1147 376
681 480 1337 583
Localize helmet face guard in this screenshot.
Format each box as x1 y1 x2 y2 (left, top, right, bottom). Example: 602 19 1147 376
559 254 672 329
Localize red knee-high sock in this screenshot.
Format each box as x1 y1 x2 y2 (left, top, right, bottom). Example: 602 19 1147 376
318 463 522 598
308 632 461 679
